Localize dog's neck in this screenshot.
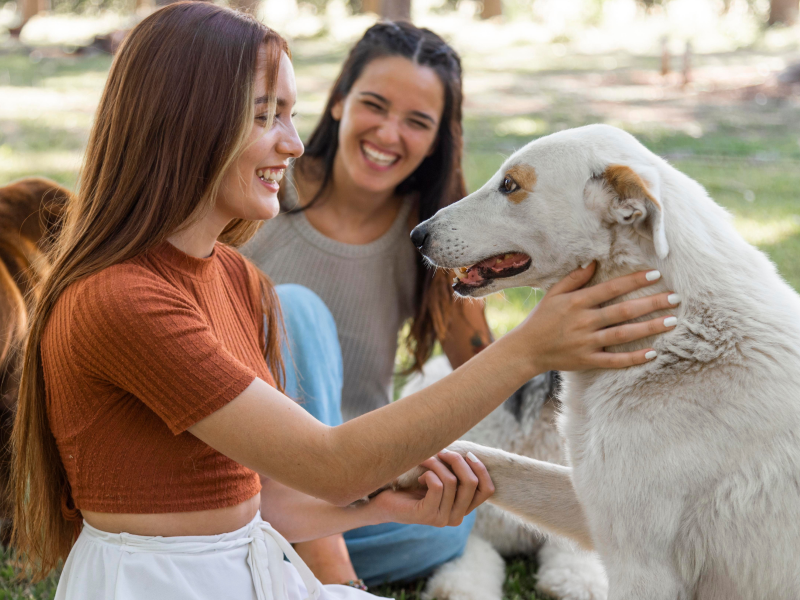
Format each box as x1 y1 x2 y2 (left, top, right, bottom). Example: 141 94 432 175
588 243 672 355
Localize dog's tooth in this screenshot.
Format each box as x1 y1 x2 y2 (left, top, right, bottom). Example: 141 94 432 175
495 258 503 265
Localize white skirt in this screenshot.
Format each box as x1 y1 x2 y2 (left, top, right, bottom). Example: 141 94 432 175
55 512 384 600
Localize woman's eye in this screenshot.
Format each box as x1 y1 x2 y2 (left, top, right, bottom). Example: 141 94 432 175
501 177 518 193
363 101 383 111
408 119 430 130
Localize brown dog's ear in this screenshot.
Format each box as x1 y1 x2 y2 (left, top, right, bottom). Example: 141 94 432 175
603 164 669 259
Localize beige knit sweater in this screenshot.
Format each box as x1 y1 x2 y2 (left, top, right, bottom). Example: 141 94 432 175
242 195 419 422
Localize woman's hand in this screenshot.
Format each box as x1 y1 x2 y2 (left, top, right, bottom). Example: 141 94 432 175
514 262 679 372
368 449 494 527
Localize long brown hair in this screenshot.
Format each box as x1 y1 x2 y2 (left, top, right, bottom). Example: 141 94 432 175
294 21 467 371
11 2 288 579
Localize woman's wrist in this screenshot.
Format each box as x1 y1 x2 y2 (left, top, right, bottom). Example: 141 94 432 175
358 493 391 527
492 327 544 382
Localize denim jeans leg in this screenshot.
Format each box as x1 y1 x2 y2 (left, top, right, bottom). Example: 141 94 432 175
275 284 344 426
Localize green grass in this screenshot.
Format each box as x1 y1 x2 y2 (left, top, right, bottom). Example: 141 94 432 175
0 548 56 600
1 17 799 598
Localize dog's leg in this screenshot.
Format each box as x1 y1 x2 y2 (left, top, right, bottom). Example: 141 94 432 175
605 562 687 600
535 538 608 600
394 440 594 550
422 533 505 600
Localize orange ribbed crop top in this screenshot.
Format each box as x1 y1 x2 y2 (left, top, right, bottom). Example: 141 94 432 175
42 241 274 513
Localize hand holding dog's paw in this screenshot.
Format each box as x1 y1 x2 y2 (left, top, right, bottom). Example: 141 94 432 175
373 445 495 528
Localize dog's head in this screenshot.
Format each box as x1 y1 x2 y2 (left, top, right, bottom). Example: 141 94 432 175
410 124 668 297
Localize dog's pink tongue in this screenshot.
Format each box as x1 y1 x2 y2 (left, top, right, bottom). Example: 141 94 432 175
460 269 485 285
476 252 530 272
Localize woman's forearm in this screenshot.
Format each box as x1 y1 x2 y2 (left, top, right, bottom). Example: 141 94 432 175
322 329 538 503
260 477 382 543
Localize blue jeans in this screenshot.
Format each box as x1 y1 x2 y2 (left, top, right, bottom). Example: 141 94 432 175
275 284 476 586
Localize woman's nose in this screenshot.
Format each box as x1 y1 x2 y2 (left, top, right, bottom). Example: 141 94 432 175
277 123 304 158
375 118 401 146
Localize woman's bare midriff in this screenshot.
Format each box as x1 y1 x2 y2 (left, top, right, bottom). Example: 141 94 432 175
82 493 261 537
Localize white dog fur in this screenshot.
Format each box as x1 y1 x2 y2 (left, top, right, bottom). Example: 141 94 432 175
400 124 800 600
402 358 608 600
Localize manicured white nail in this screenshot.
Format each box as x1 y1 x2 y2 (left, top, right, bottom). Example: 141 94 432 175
664 317 677 328
581 261 591 270
439 448 450 454
645 351 657 360
667 293 681 305
466 451 479 463
645 270 661 281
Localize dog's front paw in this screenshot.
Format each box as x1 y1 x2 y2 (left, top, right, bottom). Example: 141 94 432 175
391 464 428 492
536 542 608 600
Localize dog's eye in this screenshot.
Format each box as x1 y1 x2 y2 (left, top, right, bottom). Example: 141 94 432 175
500 176 519 194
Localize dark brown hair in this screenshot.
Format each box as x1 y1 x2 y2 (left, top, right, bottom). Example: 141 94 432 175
294 21 467 370
11 1 288 579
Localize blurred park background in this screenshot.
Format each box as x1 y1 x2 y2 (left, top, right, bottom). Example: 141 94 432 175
0 0 799 597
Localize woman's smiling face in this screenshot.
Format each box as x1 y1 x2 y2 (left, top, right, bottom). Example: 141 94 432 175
216 50 303 223
331 55 445 194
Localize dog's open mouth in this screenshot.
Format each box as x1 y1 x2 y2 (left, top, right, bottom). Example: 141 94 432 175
452 252 532 293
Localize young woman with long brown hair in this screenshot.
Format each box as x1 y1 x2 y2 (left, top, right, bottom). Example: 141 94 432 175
11 4 679 598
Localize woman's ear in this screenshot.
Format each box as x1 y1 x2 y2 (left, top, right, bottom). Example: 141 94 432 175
331 97 344 121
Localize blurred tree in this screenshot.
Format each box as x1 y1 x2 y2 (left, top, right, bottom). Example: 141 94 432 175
769 0 799 24
481 0 502 18
350 0 409 19
382 0 411 20
349 0 382 13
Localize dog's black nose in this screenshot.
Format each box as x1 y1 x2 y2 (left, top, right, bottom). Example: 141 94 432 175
410 225 429 250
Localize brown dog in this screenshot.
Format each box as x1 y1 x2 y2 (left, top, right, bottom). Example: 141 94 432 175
0 177 70 542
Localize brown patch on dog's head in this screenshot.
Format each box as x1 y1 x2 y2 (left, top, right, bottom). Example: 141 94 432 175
503 164 537 203
602 165 660 209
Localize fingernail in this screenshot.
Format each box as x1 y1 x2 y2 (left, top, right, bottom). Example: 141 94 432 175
664 317 677 328
645 350 657 360
646 270 661 281
581 261 591 270
668 293 681 305
439 448 450 454
466 451 479 463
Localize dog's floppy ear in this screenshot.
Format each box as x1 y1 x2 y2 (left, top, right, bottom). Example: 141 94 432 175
603 164 669 259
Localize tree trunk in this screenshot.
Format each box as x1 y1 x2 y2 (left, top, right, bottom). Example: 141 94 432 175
382 0 411 21
480 0 502 19
769 0 799 25
359 0 380 14
19 0 48 26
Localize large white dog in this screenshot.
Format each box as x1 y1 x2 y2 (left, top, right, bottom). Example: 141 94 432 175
403 124 800 600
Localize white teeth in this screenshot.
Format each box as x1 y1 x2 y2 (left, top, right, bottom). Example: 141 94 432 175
257 168 285 184
361 142 398 166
